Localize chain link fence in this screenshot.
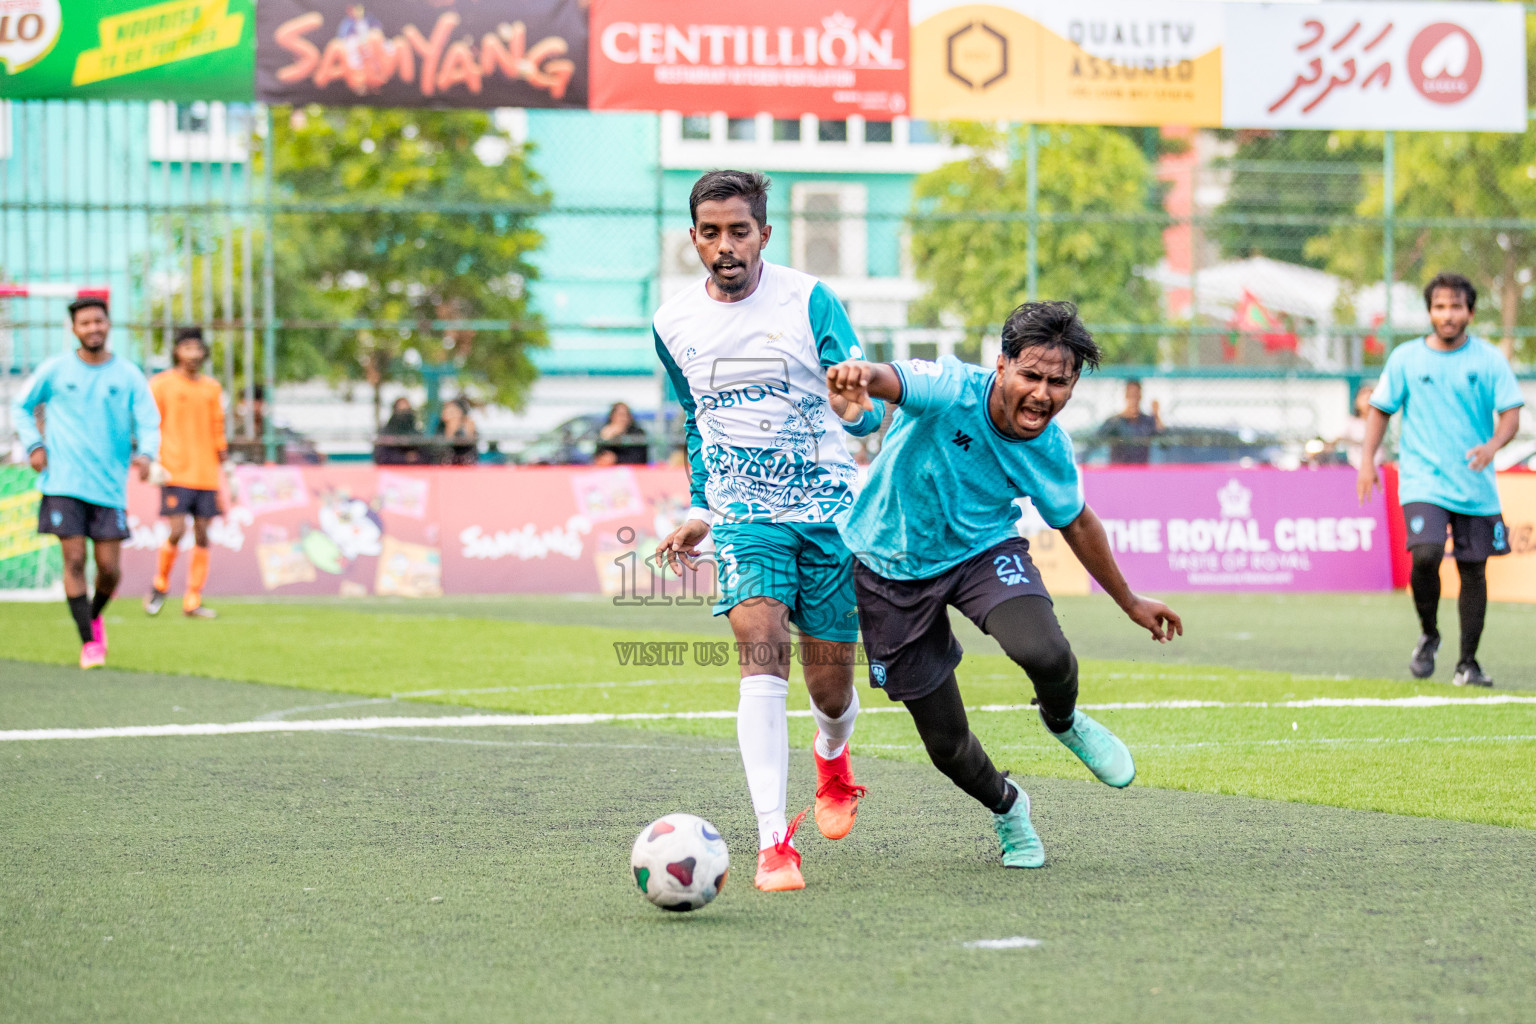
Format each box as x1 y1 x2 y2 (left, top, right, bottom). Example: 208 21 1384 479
2 100 1533 463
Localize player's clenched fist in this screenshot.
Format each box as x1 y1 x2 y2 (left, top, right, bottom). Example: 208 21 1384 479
826 360 877 413
28 447 47 473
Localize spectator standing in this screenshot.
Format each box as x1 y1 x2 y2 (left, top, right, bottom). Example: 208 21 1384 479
437 397 478 465
593 402 649 465
1335 383 1388 469
375 397 422 465
1098 379 1162 464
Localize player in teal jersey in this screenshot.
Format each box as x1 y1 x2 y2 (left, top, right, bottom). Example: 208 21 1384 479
13 298 160 669
827 301 1181 868
1359 273 1523 687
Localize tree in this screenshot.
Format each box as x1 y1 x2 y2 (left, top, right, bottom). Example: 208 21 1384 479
260 106 550 423
1212 129 1379 268
1306 15 1536 361
1306 129 1536 361
908 122 1165 363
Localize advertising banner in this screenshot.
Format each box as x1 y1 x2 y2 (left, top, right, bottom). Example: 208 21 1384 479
116 465 702 598
587 0 909 119
1438 474 1536 605
0 0 254 100
910 0 1223 127
909 0 1525 131
105 464 1400 600
1027 467 1394 595
255 0 587 108
1223 1 1528 132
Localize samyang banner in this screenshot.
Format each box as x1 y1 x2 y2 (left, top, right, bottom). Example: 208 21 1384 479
255 0 587 108
0 0 255 100
587 0 909 120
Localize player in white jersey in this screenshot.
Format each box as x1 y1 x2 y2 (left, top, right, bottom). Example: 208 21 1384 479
654 170 886 892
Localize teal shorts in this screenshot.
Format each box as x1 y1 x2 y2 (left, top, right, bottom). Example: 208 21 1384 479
711 521 860 642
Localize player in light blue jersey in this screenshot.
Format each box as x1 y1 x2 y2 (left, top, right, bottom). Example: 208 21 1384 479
655 171 884 892
827 301 1180 869
1360 273 1523 687
12 297 160 669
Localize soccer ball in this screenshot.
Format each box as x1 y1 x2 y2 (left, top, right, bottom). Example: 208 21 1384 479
630 813 729 912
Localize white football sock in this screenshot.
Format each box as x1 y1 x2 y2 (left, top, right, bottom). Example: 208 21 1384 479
812 687 860 760
737 674 790 851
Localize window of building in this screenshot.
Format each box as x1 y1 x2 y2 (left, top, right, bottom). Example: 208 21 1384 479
726 117 756 142
818 119 848 143
791 183 867 279
148 101 252 162
864 121 894 144
908 120 940 145
772 118 801 142
681 115 712 140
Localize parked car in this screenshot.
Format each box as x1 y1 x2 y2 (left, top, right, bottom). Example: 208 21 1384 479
514 410 677 466
1077 426 1288 467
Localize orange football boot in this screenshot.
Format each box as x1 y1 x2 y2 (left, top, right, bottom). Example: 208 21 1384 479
754 808 808 892
813 736 866 840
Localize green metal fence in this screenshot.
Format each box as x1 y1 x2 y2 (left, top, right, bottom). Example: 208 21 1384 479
2 99 1533 457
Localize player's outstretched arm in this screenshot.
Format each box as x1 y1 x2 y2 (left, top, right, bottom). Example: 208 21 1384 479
1060 504 1182 643
826 360 903 415
1356 406 1391 504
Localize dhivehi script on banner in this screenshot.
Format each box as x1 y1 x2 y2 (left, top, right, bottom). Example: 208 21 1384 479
908 0 1526 131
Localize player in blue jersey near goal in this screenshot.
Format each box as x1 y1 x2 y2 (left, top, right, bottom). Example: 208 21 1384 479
826 300 1181 869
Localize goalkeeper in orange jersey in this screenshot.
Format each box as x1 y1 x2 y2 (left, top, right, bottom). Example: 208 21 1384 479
146 328 228 618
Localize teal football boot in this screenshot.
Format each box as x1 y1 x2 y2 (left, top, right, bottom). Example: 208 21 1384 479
1050 710 1136 788
992 778 1045 869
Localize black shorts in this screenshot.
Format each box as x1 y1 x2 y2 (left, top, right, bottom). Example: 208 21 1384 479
160 486 221 519
1403 502 1510 562
37 495 130 542
852 537 1052 702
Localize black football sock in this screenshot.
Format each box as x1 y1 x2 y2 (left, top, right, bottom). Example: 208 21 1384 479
991 774 1018 815
984 596 1078 732
66 595 94 643
904 672 1010 812
1456 560 1488 665
1409 545 1443 638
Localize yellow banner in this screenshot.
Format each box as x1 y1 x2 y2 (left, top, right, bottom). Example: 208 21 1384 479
1440 475 1536 604
911 2 1222 126
72 0 245 86
0 490 55 562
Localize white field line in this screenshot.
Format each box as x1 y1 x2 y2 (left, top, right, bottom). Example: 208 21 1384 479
963 937 1043 950
3 695 1535 744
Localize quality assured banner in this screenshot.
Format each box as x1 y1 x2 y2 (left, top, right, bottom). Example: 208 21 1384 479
910 0 1224 127
909 0 1525 131
256 0 587 108
0 0 254 100
587 0 909 119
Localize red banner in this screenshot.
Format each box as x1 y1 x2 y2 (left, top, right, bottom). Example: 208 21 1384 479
586 0 908 119
119 466 698 598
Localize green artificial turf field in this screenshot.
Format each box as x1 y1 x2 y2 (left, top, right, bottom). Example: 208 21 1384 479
2 592 1534 1022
